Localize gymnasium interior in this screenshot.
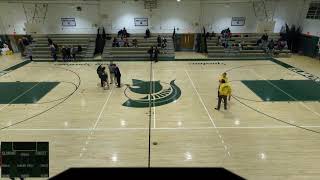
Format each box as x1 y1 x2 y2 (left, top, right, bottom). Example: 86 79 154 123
0 0 320 179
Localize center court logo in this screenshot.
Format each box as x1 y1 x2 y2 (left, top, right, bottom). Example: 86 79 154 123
122 79 181 108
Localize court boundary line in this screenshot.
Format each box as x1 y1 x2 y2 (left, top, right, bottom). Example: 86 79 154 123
185 69 231 157
250 69 320 118
92 87 115 130
79 86 114 158
4 125 320 131
152 67 156 129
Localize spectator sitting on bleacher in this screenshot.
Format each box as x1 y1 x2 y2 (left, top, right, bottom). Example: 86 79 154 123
124 38 130 47
117 27 130 38
145 28 151 39
257 38 262 46
277 39 287 51
119 37 125 47
22 37 30 46
132 38 138 47
221 28 231 39
268 39 275 51
261 33 269 42
112 37 119 47
206 32 215 40
226 28 231 38
18 37 31 57
221 29 226 38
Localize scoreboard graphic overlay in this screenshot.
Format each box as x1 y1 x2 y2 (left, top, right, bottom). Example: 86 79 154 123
1 142 49 178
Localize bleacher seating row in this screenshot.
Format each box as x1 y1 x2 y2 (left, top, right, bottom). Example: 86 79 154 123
102 34 175 61
29 33 291 61
31 34 95 61
207 33 291 58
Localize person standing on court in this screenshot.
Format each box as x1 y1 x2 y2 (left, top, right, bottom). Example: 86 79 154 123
108 62 115 85
114 64 121 88
101 67 109 90
148 46 154 61
97 65 103 87
154 46 160 63
50 44 57 61
215 79 232 111
218 72 228 97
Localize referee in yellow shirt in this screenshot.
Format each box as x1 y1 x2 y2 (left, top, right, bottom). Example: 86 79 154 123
215 79 232 111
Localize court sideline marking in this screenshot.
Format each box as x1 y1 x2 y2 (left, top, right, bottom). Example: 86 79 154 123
80 86 115 157
185 69 231 158
153 68 156 129
4 125 320 131
250 69 320 118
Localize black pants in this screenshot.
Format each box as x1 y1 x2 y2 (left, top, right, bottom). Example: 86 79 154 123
53 54 57 61
116 76 121 87
217 95 227 110
100 78 104 87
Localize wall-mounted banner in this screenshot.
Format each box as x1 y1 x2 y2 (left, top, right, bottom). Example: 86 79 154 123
231 17 246 26
134 18 148 26
61 18 76 27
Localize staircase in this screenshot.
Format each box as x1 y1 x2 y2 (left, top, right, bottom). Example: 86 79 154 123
102 34 175 61
31 34 96 61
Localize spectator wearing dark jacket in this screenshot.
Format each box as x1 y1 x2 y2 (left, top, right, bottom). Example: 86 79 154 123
61 46 67 61
114 64 121 88
97 65 103 87
48 38 53 45
100 67 109 90
145 28 151 38
148 46 154 61
66 46 71 61
154 46 160 63
50 44 57 61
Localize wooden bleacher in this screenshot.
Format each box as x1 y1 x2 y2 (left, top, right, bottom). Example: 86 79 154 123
31 34 95 61
102 34 175 61
207 33 291 58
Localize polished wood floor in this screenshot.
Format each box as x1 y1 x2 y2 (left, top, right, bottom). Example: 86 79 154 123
0 54 320 179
